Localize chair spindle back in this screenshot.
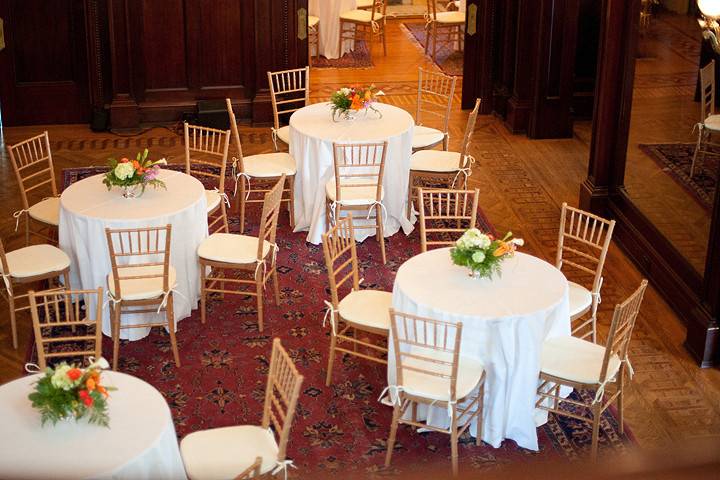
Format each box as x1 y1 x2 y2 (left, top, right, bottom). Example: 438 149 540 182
418 188 479 252
6 131 57 210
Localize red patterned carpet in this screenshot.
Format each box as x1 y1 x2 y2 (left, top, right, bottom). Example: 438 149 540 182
27 168 636 478
402 23 464 77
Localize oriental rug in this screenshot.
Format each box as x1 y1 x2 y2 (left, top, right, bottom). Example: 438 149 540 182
311 40 373 69
402 23 464 77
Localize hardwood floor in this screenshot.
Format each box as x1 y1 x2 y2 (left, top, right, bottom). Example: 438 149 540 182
0 18 719 454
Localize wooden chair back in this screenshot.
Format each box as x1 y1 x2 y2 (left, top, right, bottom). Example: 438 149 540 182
598 280 648 383
389 309 463 403
261 338 304 462
29 288 104 370
416 68 457 136
183 122 231 193
370 0 387 21
700 60 716 122
418 188 479 252
458 98 481 168
322 215 360 309
256 175 285 261
225 98 247 174
105 225 172 300
555 203 615 295
332 142 387 204
0 237 10 277
425 0 441 21
6 131 57 210
267 67 310 131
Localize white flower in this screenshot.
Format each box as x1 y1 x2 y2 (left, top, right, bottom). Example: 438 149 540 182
340 87 351 96
471 251 486 263
88 357 110 370
376 90 385 96
114 162 135 180
511 238 524 247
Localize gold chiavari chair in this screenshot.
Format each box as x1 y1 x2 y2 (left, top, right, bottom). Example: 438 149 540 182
556 203 616 343
105 224 180 370
690 59 720 178
356 0 374 9
425 0 466 62
0 236 71 349
413 68 457 152
6 131 60 245
267 67 310 151
181 338 304 480
197 176 285 332
29 288 103 370
308 15 320 66
226 99 296 234
339 0 387 60
184 122 231 236
536 280 648 461
418 187 479 252
408 98 481 217
326 142 388 264
385 309 486 476
322 215 392 386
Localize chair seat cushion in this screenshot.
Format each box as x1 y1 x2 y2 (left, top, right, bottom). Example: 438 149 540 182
340 9 384 23
28 196 60 226
410 150 466 172
355 0 374 7
205 190 221 213
308 15 320 28
541 336 621 385
338 289 392 331
568 281 593 318
325 178 384 205
275 125 291 145
401 349 484 402
2 244 70 279
434 11 466 24
244 152 297 178
412 126 446 150
197 233 272 265
704 114 720 131
107 265 177 301
180 425 279 480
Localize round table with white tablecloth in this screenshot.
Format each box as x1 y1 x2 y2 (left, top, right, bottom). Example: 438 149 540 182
0 371 187 479
390 249 571 451
309 0 356 59
59 169 208 340
289 102 415 244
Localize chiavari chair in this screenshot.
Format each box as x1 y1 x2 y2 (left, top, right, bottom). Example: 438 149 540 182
418 187 479 252
326 142 388 264
413 68 457 152
556 203 616 343
408 98 480 217
536 280 648 461
105 224 180 370
267 67 310 151
181 338 304 480
226 99 296 234
0 236 71 349
425 0 466 62
197 176 285 332
690 59 720 178
321 215 392 386
339 0 387 60
29 288 103 370
385 309 485 476
183 122 231 236
6 131 60 245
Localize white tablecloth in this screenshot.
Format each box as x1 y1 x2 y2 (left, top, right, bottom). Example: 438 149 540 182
391 249 571 451
309 0 356 59
0 371 186 479
59 170 208 340
289 102 415 244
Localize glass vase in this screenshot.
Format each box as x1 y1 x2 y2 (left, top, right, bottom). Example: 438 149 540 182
121 184 141 198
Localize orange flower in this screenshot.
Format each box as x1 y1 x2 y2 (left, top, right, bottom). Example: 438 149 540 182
493 242 511 257
66 368 82 381
86 377 96 391
120 157 129 163
132 160 141 170
351 95 364 111
97 385 108 397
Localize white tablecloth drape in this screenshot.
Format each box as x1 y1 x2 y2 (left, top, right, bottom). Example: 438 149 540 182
0 371 187 479
289 102 415 244
309 0 356 59
59 170 208 340
390 249 571 451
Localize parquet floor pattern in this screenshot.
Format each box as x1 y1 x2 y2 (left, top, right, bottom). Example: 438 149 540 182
0 18 719 455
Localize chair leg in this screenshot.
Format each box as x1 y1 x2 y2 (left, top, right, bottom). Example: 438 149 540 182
166 295 181 367
25 217 30 247
377 205 387 265
271 266 281 306
239 180 247 234
288 176 296 228
476 382 485 447
385 402 401 467
200 264 207 324
407 173 415 219
382 26 387 56
450 403 459 477
432 25 439 63
590 403 602 462
8 293 17 350
338 21 344 58
424 22 431 55
111 304 121 371
325 331 336 386
618 367 626 435
256 269 264 332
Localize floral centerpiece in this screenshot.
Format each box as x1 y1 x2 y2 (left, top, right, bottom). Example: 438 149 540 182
28 358 115 427
103 148 167 198
450 229 524 279
330 85 384 121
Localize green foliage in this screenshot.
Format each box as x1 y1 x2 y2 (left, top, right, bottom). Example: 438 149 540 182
450 240 505 279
